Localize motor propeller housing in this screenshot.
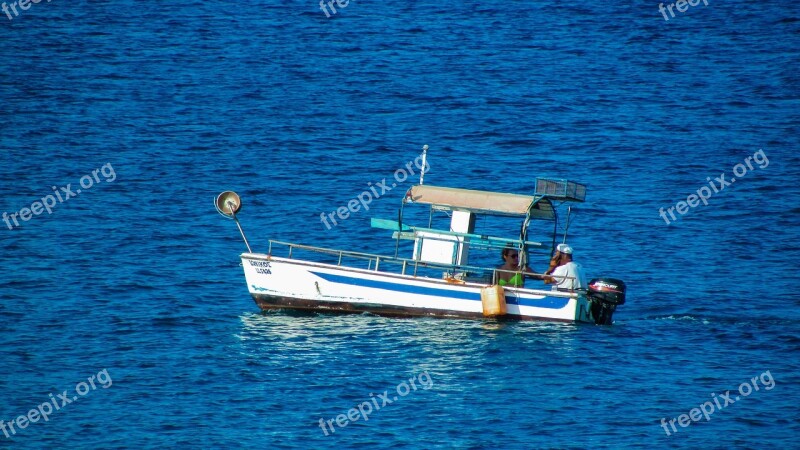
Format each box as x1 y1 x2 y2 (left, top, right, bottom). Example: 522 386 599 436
586 278 626 325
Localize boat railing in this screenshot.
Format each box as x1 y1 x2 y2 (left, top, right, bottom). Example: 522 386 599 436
268 239 486 277
265 240 573 284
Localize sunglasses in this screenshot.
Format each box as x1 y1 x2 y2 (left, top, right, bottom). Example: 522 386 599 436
507 254 519 259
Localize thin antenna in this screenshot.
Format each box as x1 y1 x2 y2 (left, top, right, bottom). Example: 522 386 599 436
419 144 428 185
563 205 573 244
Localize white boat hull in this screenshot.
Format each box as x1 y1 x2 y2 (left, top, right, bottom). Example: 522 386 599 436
241 253 596 323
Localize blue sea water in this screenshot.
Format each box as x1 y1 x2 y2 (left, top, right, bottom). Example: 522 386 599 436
1 0 799 448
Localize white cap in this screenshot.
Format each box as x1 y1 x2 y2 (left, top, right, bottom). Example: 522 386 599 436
557 243 573 254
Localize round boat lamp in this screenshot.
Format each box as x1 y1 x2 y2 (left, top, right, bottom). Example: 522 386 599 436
215 191 242 217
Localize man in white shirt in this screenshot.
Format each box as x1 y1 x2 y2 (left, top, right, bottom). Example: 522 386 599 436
544 244 587 291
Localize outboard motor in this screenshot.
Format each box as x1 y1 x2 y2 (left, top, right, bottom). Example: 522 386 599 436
586 278 626 325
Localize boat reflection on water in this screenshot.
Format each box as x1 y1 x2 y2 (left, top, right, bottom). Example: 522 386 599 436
236 310 585 363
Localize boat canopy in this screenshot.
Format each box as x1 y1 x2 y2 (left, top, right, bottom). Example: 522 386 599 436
405 185 556 219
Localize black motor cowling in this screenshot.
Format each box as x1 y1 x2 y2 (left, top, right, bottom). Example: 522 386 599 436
586 278 626 325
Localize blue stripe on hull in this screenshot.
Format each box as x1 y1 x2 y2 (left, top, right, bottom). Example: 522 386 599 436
309 271 570 309
310 271 480 300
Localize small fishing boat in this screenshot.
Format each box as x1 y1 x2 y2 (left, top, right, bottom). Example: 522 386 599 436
217 146 626 324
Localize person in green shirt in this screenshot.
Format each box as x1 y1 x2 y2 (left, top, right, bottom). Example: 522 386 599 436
496 247 535 287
